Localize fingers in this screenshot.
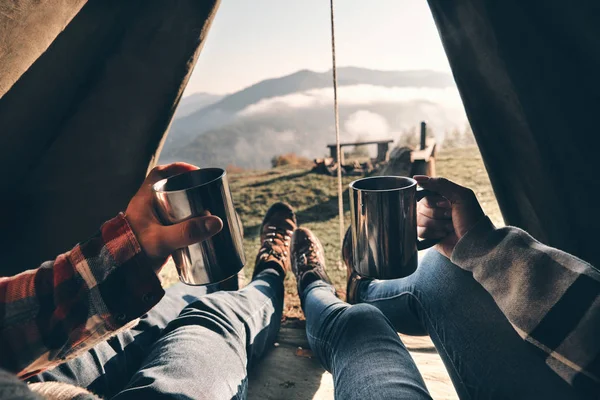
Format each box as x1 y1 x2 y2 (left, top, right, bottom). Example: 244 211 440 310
417 186 454 239
418 205 451 220
418 194 450 209
413 176 471 203
414 175 485 240
417 212 454 238
156 216 223 255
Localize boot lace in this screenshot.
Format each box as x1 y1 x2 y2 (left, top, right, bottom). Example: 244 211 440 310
296 238 322 270
257 226 292 262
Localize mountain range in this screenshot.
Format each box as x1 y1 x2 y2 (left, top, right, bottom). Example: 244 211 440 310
160 67 467 169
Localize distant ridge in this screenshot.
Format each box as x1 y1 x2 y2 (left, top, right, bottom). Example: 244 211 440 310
181 67 455 121
160 67 464 169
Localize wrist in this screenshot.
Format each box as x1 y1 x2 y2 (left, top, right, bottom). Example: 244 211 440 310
451 216 495 262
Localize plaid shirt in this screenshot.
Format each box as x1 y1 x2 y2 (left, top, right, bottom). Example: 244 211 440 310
452 217 600 392
0 213 164 379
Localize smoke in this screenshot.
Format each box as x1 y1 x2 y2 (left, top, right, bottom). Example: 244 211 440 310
345 110 389 139
342 110 390 157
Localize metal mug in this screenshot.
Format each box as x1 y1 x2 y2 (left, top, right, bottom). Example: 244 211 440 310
349 176 440 280
152 168 245 285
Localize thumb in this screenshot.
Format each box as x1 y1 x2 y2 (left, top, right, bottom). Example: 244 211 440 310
158 216 223 252
413 176 469 203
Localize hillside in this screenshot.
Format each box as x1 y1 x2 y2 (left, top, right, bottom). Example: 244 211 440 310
174 92 224 118
159 68 467 169
159 146 502 319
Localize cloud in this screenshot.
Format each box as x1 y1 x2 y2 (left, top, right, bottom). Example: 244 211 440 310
238 84 466 116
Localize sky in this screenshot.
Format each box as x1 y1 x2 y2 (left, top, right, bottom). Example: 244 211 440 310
184 0 451 96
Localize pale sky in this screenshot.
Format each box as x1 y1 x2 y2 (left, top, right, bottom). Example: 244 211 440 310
184 0 451 96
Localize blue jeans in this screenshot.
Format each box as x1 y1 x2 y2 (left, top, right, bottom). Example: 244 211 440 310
29 267 284 399
30 253 583 399
303 250 583 399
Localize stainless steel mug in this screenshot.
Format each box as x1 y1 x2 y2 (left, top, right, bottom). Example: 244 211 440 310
349 176 439 280
152 168 245 285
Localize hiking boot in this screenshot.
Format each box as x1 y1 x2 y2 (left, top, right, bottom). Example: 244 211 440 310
253 202 297 278
343 226 363 304
291 227 333 295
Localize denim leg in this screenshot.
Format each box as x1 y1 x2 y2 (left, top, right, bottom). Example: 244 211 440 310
303 280 432 400
358 249 580 400
112 268 284 400
27 282 214 398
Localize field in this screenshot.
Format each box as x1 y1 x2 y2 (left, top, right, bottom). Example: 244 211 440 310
159 146 502 319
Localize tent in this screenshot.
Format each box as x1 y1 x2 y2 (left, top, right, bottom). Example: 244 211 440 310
1 0 599 276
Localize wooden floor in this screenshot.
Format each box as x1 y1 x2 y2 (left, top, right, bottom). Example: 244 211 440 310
248 322 457 400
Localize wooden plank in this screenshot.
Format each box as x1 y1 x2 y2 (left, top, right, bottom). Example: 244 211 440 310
420 121 427 150
376 142 390 162
411 142 437 162
326 139 394 148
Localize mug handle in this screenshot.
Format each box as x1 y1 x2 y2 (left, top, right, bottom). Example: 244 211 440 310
415 189 444 251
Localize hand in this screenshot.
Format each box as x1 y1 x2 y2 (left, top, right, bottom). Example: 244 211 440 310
125 163 223 274
414 176 485 259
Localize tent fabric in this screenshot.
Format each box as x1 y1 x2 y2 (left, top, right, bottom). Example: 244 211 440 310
1 0 599 274
428 0 600 267
0 0 220 275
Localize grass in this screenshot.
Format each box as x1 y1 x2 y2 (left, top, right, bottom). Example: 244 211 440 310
159 146 502 319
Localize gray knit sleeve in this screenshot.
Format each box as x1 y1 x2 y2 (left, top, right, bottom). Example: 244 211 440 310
451 216 600 386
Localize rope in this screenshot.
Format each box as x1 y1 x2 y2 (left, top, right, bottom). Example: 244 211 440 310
329 0 345 267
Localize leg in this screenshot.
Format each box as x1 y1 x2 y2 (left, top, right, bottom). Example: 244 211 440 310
291 227 431 399
27 282 214 398
303 281 432 400
113 203 297 399
358 249 581 399
113 267 283 399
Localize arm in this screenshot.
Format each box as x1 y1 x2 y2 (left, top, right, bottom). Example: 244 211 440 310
416 175 600 385
452 216 600 343
0 214 164 378
452 217 600 385
0 163 223 379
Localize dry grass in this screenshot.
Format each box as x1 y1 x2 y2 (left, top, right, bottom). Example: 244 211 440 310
271 153 314 168
159 146 503 319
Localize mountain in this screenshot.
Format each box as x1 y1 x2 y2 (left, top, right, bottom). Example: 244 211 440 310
160 67 467 169
173 92 224 118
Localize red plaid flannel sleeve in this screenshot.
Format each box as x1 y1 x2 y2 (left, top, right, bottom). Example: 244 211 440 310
0 213 165 379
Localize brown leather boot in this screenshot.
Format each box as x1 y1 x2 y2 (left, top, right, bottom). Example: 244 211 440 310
253 202 297 279
343 226 363 304
291 227 333 295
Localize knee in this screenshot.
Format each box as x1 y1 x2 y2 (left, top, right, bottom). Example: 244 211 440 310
337 304 395 337
163 294 242 339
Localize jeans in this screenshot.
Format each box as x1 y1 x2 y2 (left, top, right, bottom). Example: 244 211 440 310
303 250 582 400
29 266 284 399
30 252 583 399
303 280 432 399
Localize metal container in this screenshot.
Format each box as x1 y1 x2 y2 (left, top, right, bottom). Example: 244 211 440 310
152 168 245 285
349 176 439 280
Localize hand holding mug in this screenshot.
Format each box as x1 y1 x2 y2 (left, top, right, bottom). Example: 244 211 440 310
414 176 486 259
125 163 224 275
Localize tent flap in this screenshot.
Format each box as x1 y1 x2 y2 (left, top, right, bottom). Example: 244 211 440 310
428 0 600 266
0 0 220 275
